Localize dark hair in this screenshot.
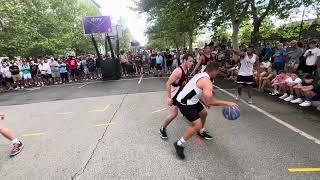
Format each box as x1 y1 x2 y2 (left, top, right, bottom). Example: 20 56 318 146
304 73 314 79
309 40 318 45
204 44 210 49
278 70 286 74
182 53 193 61
297 41 303 48
205 61 220 72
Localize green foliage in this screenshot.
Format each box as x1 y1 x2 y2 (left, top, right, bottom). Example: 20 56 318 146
0 0 101 58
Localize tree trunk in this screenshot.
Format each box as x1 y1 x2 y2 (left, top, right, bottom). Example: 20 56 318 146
231 21 240 50
251 21 262 49
188 31 193 53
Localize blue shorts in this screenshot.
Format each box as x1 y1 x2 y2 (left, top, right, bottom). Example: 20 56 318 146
273 62 285 73
311 94 320 101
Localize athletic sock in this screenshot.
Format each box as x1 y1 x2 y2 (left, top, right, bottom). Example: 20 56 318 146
199 128 205 134
177 137 186 146
11 138 19 144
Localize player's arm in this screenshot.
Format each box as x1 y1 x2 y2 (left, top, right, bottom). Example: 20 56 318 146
191 55 203 75
166 68 182 105
198 78 238 107
231 49 246 59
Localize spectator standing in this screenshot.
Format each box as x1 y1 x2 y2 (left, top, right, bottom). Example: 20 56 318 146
272 43 286 73
9 62 23 89
1 62 13 90
30 60 41 86
286 40 304 73
120 51 128 76
303 40 320 75
65 56 79 82
155 52 164 77
59 60 68 83
50 58 60 84
87 55 97 80
20 60 32 87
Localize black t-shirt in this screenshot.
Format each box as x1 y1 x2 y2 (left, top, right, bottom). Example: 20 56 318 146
30 64 38 74
9 65 20 75
87 58 96 69
312 81 320 94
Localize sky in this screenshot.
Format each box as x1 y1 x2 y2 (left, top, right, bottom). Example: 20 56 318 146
96 0 147 46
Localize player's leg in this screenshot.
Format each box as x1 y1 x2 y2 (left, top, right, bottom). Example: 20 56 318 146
160 106 178 139
174 118 202 159
0 126 24 156
197 108 213 140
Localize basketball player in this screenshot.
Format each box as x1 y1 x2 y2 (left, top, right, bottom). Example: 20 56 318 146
191 44 214 75
0 112 24 156
174 62 238 159
232 46 260 104
160 54 194 139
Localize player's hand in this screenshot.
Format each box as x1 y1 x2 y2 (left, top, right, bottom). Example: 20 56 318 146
226 102 239 107
0 112 5 120
167 98 173 106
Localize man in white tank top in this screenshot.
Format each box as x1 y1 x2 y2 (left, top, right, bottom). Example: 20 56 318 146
159 54 194 139
232 46 260 104
174 61 238 159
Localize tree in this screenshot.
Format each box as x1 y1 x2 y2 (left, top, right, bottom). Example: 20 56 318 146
249 0 316 48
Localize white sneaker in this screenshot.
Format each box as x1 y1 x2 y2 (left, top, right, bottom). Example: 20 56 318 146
20 86 24 89
290 98 303 104
299 101 312 107
248 98 253 104
279 93 288 99
284 95 295 102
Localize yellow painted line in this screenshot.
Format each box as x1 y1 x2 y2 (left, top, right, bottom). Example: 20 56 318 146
88 104 110 113
56 112 73 115
151 108 167 114
288 168 320 172
94 122 116 127
22 132 46 137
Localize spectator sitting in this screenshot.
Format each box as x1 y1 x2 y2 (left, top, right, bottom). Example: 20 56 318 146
290 74 315 106
256 58 272 91
270 70 289 96
279 73 303 101
295 74 320 107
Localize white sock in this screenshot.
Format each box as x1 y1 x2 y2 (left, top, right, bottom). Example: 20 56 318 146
200 128 205 134
177 137 186 146
11 138 19 144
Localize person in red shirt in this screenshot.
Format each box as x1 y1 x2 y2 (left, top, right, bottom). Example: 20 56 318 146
65 55 79 82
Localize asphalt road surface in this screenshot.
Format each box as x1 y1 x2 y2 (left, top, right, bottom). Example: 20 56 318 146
0 77 319 180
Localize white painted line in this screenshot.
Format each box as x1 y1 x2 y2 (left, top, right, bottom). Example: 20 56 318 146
151 108 167 114
214 84 320 145
138 74 144 84
88 104 110 112
78 82 90 89
94 122 116 127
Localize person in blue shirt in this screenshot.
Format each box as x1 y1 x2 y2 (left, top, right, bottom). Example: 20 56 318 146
155 52 164 77
58 60 69 83
272 43 286 74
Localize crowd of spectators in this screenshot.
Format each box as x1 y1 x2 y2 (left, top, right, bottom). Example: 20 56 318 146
0 55 102 92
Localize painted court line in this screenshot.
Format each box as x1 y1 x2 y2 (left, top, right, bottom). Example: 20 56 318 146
151 108 167 114
22 132 46 137
138 74 144 84
88 104 110 112
56 112 73 115
94 122 116 127
78 82 90 89
288 168 320 172
214 85 320 145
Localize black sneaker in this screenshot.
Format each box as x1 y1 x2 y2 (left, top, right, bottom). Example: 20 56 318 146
10 141 24 157
160 128 168 139
198 131 213 140
174 141 185 159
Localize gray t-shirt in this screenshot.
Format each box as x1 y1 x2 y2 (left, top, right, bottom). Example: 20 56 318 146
287 47 304 65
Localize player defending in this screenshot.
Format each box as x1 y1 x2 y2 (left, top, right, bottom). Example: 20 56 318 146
160 54 193 139
174 62 238 159
232 46 260 104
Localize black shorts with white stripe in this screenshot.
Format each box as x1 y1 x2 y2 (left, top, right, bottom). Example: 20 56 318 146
236 75 254 85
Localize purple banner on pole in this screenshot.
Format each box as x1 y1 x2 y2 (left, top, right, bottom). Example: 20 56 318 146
83 16 112 34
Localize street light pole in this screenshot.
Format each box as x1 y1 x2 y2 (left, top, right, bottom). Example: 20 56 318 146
116 25 120 59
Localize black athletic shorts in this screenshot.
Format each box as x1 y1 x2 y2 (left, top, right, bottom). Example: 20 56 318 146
236 75 254 85
303 65 316 74
177 101 204 122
